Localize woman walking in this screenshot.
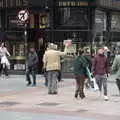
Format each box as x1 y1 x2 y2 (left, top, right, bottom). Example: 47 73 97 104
0 42 10 76
74 49 88 99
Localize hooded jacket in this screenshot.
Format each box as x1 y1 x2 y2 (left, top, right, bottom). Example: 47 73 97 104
92 54 109 76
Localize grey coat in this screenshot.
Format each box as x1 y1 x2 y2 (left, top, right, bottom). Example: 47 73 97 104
112 54 120 79
27 52 38 68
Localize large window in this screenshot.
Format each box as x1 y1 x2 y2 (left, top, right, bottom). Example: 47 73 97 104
94 10 107 46
55 8 88 27
111 13 120 31
95 10 107 32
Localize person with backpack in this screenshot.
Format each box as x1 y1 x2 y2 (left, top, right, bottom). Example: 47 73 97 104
74 49 88 99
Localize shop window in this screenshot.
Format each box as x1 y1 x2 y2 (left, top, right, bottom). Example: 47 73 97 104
95 10 107 32
111 13 120 31
56 8 88 27
39 13 50 29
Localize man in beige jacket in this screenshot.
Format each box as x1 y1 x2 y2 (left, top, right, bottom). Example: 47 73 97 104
43 43 66 94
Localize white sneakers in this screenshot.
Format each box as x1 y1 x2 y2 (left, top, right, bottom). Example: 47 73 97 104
97 91 109 101
104 96 109 101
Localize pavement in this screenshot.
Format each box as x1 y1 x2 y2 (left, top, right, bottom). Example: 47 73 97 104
0 74 120 120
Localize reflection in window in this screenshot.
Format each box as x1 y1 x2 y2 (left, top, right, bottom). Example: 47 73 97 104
95 10 106 32
111 13 120 31
39 13 50 29
56 8 88 27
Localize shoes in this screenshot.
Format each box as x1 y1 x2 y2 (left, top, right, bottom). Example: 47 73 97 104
58 79 64 82
75 92 78 98
79 92 85 99
26 83 31 86
48 91 58 95
104 96 109 101
52 92 58 95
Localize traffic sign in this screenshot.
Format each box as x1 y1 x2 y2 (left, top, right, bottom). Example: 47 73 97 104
18 10 29 22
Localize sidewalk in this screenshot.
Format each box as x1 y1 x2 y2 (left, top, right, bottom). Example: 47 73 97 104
0 75 119 120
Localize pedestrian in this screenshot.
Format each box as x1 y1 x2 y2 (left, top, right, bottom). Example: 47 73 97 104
43 43 66 95
92 48 109 101
112 50 120 96
26 47 38 87
0 42 10 76
43 47 50 87
84 48 92 88
74 49 88 99
58 57 64 82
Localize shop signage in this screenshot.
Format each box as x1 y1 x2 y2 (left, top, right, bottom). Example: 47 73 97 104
18 10 29 23
7 15 24 29
98 0 120 9
57 0 88 7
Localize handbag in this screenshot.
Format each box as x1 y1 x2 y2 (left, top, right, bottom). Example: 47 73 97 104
86 67 99 91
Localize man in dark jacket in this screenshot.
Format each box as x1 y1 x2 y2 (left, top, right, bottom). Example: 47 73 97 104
92 48 109 101
26 47 38 87
74 49 88 99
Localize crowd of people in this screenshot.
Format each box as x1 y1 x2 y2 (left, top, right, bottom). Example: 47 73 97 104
0 42 120 102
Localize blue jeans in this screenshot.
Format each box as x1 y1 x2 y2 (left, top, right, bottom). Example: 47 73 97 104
44 71 48 86
26 66 36 85
47 70 58 93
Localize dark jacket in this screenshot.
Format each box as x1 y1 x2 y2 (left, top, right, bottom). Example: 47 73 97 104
84 55 92 71
74 56 88 77
27 51 38 68
92 54 108 76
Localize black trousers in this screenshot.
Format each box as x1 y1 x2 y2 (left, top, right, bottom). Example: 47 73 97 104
58 70 61 82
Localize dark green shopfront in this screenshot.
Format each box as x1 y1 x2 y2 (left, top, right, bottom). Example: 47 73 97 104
0 0 120 76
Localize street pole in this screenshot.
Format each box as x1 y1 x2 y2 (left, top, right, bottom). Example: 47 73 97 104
24 23 28 70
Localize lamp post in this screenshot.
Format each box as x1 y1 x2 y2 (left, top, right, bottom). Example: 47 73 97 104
17 9 29 70
24 23 28 70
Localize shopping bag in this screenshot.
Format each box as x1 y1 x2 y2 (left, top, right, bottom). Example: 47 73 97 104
91 77 99 91
86 67 99 91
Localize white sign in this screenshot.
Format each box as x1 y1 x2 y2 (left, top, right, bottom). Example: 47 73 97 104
63 39 72 47
18 10 29 22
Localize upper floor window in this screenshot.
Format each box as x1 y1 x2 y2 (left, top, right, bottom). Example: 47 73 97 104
55 8 88 27
111 13 120 31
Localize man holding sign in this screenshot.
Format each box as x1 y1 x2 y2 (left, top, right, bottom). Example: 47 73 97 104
43 43 67 95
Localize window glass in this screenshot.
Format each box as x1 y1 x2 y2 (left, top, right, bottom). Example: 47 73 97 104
56 8 88 27
111 13 120 31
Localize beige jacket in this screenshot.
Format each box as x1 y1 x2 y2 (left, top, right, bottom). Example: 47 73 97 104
43 49 66 71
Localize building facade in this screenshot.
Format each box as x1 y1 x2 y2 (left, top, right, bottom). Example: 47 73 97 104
0 0 120 73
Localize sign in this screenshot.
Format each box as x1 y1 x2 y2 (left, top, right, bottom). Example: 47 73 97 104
57 0 88 7
64 40 76 54
7 15 24 29
63 39 72 47
18 10 29 22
